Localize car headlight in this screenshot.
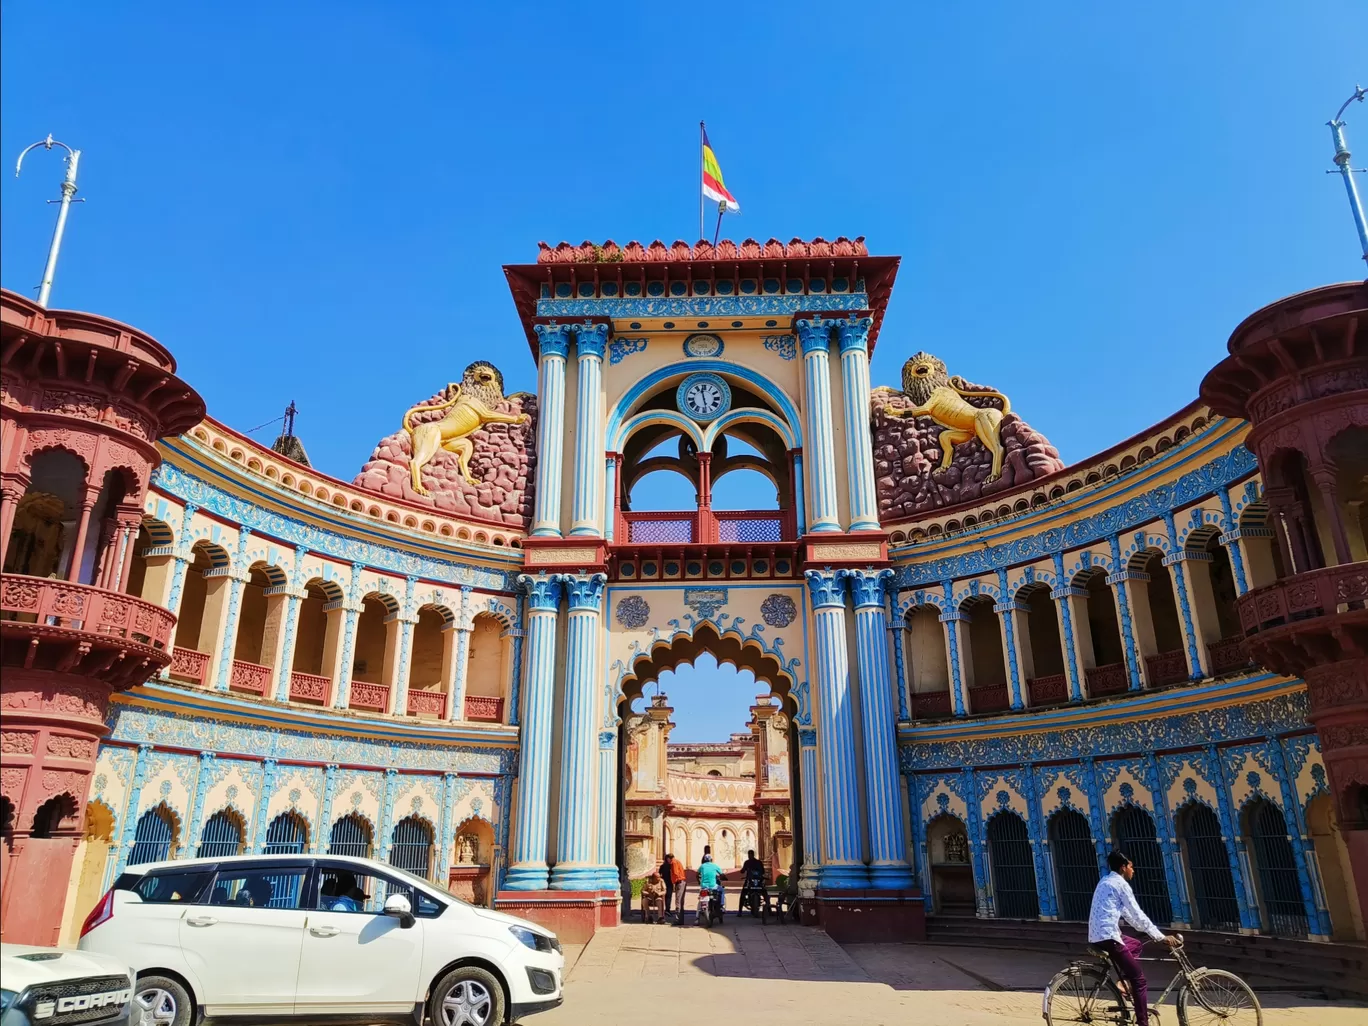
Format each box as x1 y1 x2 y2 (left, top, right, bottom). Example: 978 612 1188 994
508 925 557 952
0 989 17 1012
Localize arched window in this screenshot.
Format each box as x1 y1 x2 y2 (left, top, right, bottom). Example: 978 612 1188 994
30 793 78 838
906 605 951 719
389 816 434 878
465 612 511 723
1111 805 1171 925
128 805 178 866
1134 551 1188 688
328 813 374 858
406 605 451 718
350 594 398 712
1328 426 1368 565
198 810 244 858
1245 798 1308 938
1081 570 1126 690
986 811 1038 919
4 449 86 579
1048 809 1098 921
960 595 1008 713
263 812 308 855
1020 584 1067 706
1178 803 1239 932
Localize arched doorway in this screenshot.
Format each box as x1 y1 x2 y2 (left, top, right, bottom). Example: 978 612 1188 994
1177 803 1240 932
1048 808 1098 921
1305 792 1363 942
986 811 1039 918
1111 804 1172 926
1245 798 1308 938
926 814 975 915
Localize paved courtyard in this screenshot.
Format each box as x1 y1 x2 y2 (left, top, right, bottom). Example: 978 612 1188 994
535 917 1367 1026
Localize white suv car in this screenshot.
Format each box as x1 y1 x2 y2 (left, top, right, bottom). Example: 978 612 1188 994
78 854 563 1026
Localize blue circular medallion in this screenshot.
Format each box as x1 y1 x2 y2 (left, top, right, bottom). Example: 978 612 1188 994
677 372 731 422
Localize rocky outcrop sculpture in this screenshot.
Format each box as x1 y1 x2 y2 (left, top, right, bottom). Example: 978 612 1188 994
352 361 536 526
871 352 1064 520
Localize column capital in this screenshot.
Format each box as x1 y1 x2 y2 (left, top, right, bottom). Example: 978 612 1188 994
1162 549 1211 565
847 567 894 609
563 572 607 612
1106 570 1150 585
533 322 571 359
835 314 873 354
804 568 848 608
795 317 832 354
574 321 610 359
518 572 564 612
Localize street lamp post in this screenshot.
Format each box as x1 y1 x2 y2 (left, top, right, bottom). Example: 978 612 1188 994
14 135 83 307
1327 87 1368 267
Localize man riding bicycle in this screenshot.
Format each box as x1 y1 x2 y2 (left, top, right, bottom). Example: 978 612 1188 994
1088 851 1180 1026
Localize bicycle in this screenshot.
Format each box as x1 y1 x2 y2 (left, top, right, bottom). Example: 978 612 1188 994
1043 934 1262 1025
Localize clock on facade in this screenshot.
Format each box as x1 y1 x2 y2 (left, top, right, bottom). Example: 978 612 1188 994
676 372 731 422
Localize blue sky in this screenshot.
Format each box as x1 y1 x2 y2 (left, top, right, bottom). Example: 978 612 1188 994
3 4 1364 740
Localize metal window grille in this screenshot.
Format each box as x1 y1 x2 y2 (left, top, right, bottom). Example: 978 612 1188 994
197 810 243 859
1112 805 1172 926
128 807 176 866
1179 804 1241 932
1048 809 1099 922
388 816 433 879
263 812 308 854
328 814 373 858
716 516 783 543
1247 799 1308 939
986 811 1039 919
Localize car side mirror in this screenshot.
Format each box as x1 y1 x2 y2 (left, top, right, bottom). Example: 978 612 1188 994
383 892 415 929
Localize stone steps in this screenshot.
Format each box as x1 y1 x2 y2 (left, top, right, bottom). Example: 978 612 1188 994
923 915 1367 998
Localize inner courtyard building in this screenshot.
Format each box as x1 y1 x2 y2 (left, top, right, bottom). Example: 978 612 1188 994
1 240 1364 984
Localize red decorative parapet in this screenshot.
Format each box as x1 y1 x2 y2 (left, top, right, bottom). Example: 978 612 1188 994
1207 636 1253 677
1028 674 1069 706
1 574 175 649
349 681 390 712
911 691 953 719
1239 562 1368 638
1143 651 1189 689
169 647 210 685
968 684 1010 714
1086 663 1129 697
289 671 330 704
408 688 446 717
230 659 272 695
465 695 504 723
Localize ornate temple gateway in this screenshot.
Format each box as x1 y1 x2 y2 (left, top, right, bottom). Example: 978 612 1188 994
1 240 1364 964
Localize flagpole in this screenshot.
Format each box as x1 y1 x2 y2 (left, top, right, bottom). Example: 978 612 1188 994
699 121 705 241
712 201 725 247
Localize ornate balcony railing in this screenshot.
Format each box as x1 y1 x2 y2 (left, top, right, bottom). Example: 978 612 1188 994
464 695 504 723
408 688 446 717
349 681 390 712
229 659 272 695
620 508 794 544
667 772 756 808
1 574 176 649
1206 636 1253 677
1028 674 1069 706
1086 662 1129 697
1238 562 1368 634
968 684 1011 714
289 671 330 704
1144 650 1189 688
169 647 211 686
911 690 953 719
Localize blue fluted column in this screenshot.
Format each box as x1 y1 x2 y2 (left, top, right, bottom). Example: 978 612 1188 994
805 569 867 887
1216 490 1250 594
531 324 570 537
1050 553 1085 701
212 526 253 691
185 751 218 858
1161 512 1206 679
849 569 914 888
1266 736 1332 939
439 771 460 883
938 579 968 716
376 768 400 861
836 316 880 531
1023 766 1057 920
797 318 840 533
791 452 807 536
1143 753 1190 926
595 729 619 891
960 767 992 917
887 605 910 722
252 758 280 853
569 322 608 537
1107 534 1145 691
162 503 199 619
315 764 339 853
114 743 154 875
796 726 821 892
332 562 366 709
551 573 607 889
447 587 474 721
1202 744 1259 932
1080 757 1109 873
504 574 563 890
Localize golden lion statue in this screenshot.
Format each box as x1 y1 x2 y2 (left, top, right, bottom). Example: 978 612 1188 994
403 361 529 495
882 352 1012 481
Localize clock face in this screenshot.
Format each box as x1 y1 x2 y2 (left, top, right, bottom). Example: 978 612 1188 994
677 373 731 422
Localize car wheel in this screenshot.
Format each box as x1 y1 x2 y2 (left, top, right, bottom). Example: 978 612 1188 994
431 965 505 1026
134 975 192 1026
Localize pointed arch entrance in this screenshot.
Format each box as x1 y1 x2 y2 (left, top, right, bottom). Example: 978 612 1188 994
613 621 807 914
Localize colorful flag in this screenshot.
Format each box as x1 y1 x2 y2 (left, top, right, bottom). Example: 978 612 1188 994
702 129 740 213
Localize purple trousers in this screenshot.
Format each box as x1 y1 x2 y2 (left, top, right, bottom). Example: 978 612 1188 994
1097 936 1149 1024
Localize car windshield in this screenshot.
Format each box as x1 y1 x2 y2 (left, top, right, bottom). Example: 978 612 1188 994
379 862 462 908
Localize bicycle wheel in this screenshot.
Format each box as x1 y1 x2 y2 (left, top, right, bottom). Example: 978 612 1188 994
1045 964 1127 1025
1177 969 1262 1026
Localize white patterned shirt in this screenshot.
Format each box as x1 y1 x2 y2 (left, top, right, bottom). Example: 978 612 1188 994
1088 872 1165 944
